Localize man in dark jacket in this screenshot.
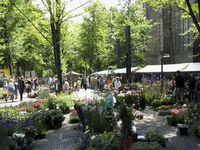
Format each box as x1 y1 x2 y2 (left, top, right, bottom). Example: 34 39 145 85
175 70 185 104
188 74 196 102
19 76 25 101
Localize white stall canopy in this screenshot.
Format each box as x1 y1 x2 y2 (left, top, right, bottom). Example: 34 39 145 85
136 63 189 73
114 67 140 74
181 63 200 72
63 71 83 77
92 70 111 76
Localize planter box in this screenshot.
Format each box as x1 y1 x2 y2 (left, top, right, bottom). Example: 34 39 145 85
178 124 188 135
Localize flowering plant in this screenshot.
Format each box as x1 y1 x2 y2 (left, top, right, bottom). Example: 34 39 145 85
70 110 79 121
33 100 42 108
24 126 37 139
81 98 96 106
118 136 133 150
134 110 145 117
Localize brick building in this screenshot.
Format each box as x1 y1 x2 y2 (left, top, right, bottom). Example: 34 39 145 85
145 4 200 66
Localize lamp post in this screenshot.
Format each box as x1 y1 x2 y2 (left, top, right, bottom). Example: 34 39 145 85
160 53 170 93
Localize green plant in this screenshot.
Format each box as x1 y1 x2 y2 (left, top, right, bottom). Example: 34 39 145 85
7 138 18 150
158 110 171 116
159 105 171 110
146 131 168 147
117 99 135 141
85 108 112 133
100 132 119 150
48 97 58 110
151 99 161 108
57 93 73 111
130 141 161 150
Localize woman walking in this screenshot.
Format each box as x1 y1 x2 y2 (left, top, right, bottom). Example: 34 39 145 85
7 79 15 102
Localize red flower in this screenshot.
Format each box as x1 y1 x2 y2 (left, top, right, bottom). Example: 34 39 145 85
96 102 99 104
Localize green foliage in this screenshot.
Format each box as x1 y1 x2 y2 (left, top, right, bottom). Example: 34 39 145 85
158 110 171 116
47 97 58 110
57 93 73 110
131 141 161 150
160 96 175 105
99 132 119 150
85 108 112 134
151 99 161 108
146 131 168 147
166 114 185 125
159 105 171 110
117 99 135 141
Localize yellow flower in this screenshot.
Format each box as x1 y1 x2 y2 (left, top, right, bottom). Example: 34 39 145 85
85 130 90 134
1 109 6 112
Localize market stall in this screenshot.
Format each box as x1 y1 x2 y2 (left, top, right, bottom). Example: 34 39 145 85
136 63 189 73
114 67 140 74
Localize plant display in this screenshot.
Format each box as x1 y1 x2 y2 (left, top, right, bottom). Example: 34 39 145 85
70 110 79 123
158 110 171 116
47 97 58 110
33 100 42 109
85 108 112 133
100 132 119 150
24 126 37 140
159 105 171 110
81 97 97 106
185 103 200 136
145 130 168 147
57 93 73 111
151 99 161 108
166 109 185 125
160 95 175 105
74 131 101 149
51 109 64 123
131 141 161 150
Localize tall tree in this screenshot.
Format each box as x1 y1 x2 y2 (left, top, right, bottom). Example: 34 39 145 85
79 0 110 72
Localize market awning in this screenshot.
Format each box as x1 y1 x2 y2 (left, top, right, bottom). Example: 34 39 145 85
92 70 111 75
181 63 200 72
136 63 189 73
114 67 140 74
63 71 83 77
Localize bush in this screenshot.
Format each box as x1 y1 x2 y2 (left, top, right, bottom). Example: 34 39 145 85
151 99 161 108
145 131 168 147
131 141 161 150
159 105 171 110
47 97 57 110
85 108 112 134
158 110 171 116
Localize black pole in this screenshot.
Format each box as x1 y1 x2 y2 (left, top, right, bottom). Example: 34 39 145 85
126 26 131 84
161 55 163 93
117 39 120 69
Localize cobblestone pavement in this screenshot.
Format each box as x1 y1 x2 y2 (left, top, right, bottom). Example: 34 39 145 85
33 114 81 150
134 106 200 149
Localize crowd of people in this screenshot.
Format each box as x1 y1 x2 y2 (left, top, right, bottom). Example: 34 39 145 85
3 77 39 102
168 70 200 104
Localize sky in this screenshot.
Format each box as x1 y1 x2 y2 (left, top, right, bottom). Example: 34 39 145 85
33 0 122 22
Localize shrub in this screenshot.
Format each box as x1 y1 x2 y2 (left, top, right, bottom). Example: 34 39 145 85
145 130 168 147
158 110 171 116
159 105 171 110
151 99 161 108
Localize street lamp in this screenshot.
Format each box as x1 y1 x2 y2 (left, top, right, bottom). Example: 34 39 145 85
161 52 170 93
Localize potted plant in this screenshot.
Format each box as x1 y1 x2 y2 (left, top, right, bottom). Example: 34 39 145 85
70 110 79 123
52 109 65 128
151 99 161 109
177 124 189 135
57 93 72 114
135 111 145 119
24 126 37 143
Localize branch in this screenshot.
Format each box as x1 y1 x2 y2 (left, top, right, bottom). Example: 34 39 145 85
62 0 90 20
185 0 200 33
62 12 87 23
9 0 53 45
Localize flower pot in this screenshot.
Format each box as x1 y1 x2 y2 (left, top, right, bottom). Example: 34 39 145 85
63 109 70 114
46 124 50 131
178 124 188 135
54 122 62 128
70 119 79 123
39 134 46 139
